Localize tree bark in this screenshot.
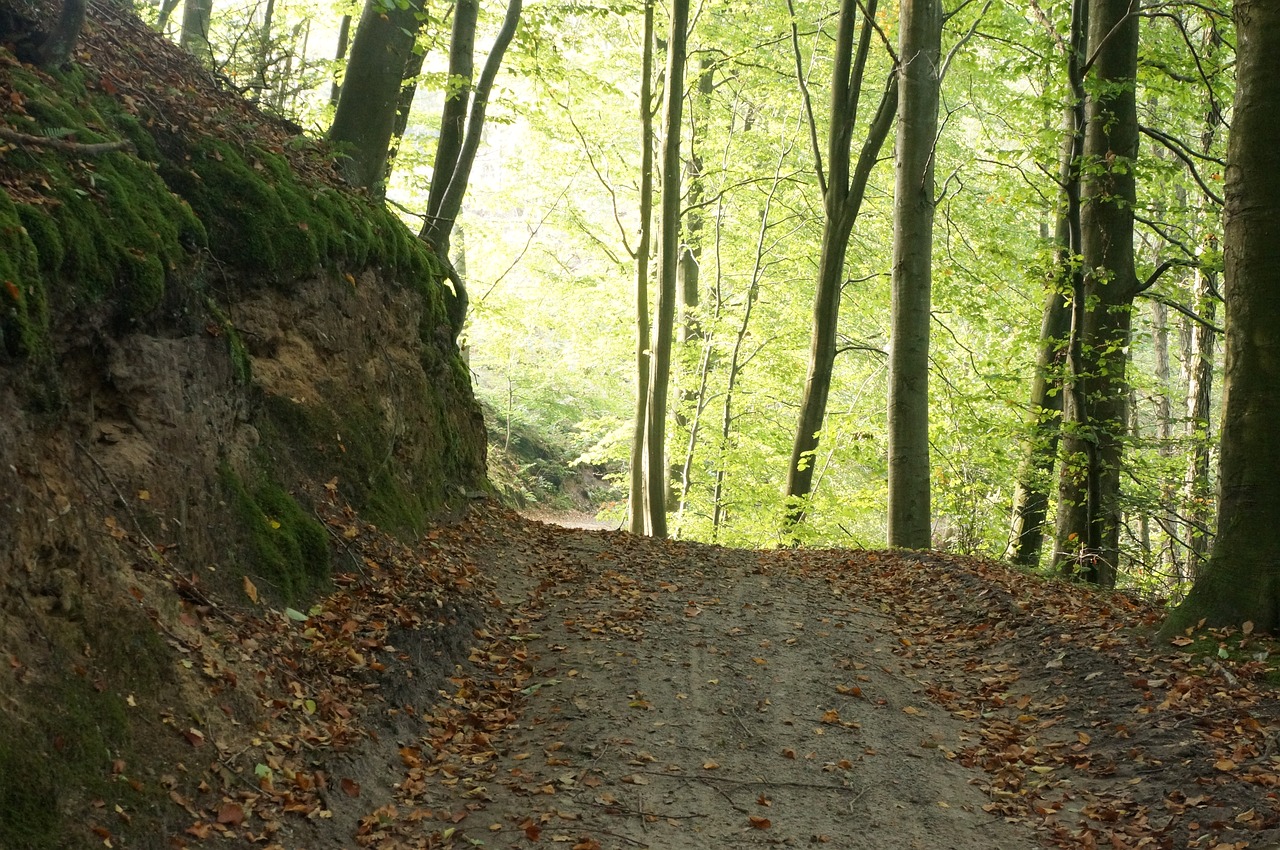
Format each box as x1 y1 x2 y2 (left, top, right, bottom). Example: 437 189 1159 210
629 0 656 535
886 0 942 549
425 0 479 234
1162 0 1280 635
33 0 86 67
1052 0 1140 587
420 0 523 341
642 0 690 538
784 0 896 531
180 0 214 65
328 0 426 191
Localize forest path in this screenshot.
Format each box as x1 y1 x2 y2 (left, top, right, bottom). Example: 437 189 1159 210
390 509 1279 850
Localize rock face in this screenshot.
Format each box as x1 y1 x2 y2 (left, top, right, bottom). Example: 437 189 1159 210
0 5 488 844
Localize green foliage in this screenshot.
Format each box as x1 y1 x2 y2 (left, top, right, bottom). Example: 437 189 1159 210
221 464 331 603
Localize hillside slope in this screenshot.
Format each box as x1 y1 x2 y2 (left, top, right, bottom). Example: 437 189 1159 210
0 2 487 846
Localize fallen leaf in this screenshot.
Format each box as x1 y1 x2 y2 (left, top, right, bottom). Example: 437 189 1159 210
216 802 244 826
243 576 259 604
748 815 772 829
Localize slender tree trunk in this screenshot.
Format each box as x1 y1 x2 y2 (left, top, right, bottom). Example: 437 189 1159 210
886 0 942 549
328 0 425 191
384 48 427 185
1007 283 1071 565
1181 265 1217 570
1052 0 1139 587
1151 297 1179 575
628 0 656 535
425 0 479 234
252 0 276 93
642 0 690 538
420 0 523 341
1007 39 1086 566
329 14 352 106
1163 0 1280 635
784 0 897 530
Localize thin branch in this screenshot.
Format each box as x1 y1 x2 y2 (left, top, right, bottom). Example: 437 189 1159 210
1138 124 1225 206
480 178 574 302
939 0 994 82
0 126 134 155
561 101 635 257
1139 289 1223 334
786 0 826 196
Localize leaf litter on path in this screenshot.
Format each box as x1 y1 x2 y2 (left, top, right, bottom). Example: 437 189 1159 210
160 505 1279 849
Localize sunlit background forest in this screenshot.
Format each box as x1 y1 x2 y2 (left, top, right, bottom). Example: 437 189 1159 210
141 0 1229 594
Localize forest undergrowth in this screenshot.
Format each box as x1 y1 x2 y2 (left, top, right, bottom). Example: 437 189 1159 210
63 499 1279 849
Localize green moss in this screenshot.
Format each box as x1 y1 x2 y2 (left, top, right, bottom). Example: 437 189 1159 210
0 674 133 850
258 393 434 536
0 191 48 359
222 465 330 603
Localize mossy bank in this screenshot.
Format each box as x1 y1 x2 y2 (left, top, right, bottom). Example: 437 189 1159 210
0 8 487 848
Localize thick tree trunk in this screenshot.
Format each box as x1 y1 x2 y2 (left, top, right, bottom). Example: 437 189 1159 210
1052 0 1139 587
328 0 425 191
886 0 941 549
642 0 690 538
180 0 214 65
628 0 656 535
1163 0 1280 635
33 0 87 67
784 0 896 530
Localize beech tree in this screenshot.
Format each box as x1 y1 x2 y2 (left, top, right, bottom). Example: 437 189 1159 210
783 0 896 530
1163 0 1280 635
640 0 690 538
421 0 524 340
328 0 427 191
628 0 656 535
1051 0 1141 587
886 0 941 549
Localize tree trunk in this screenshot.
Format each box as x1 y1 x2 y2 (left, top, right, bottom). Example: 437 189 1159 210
1007 282 1071 565
642 0 690 538
329 14 352 106
629 0 656 535
1162 0 1280 635
328 0 425 191
1181 265 1217 572
425 0 479 235
33 0 86 68
384 47 427 185
180 0 214 65
784 0 896 530
420 0 523 341
1052 0 1140 587
886 0 941 549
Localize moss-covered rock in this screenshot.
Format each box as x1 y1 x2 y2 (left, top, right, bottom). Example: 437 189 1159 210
221 464 330 604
